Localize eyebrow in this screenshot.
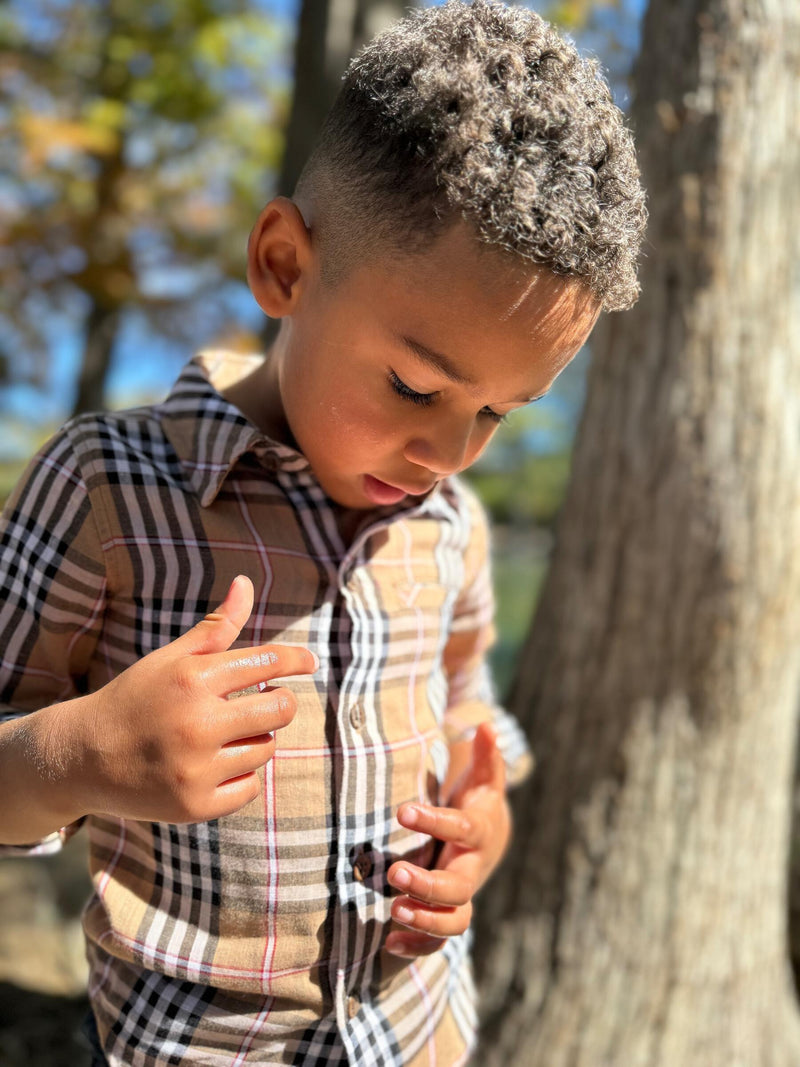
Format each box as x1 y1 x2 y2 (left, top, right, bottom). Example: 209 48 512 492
397 333 548 404
399 335 476 386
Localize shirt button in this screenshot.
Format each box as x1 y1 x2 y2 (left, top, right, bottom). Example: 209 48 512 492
352 849 373 882
347 995 360 1019
349 701 366 729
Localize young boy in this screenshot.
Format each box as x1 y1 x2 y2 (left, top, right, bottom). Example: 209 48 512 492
0 1 645 1063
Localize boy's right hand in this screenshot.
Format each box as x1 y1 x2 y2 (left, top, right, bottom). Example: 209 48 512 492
55 575 317 825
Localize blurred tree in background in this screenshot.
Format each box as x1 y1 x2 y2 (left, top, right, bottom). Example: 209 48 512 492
0 0 288 415
475 0 800 1061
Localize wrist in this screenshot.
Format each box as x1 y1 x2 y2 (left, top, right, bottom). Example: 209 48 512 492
25 696 95 825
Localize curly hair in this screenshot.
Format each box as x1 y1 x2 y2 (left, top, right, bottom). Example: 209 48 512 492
295 0 646 311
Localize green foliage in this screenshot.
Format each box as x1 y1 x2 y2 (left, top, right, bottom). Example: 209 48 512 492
489 528 548 698
0 0 290 390
466 450 571 527
545 0 620 33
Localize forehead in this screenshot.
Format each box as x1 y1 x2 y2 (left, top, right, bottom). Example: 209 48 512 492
353 223 601 386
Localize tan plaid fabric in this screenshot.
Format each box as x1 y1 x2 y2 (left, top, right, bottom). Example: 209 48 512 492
0 352 532 1065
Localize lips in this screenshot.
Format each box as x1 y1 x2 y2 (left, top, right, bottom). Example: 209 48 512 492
363 475 434 506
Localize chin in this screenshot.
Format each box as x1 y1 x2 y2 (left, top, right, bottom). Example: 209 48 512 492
316 477 369 510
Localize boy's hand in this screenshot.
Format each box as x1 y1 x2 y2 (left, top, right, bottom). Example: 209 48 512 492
55 575 318 825
384 722 511 958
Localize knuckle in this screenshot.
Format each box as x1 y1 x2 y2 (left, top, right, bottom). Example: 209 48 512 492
170 764 206 816
271 687 297 717
459 814 475 839
218 777 261 818
412 872 430 899
410 909 431 932
258 737 277 763
172 658 201 700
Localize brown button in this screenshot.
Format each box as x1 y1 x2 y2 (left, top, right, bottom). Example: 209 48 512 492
352 850 373 882
349 701 366 729
347 995 360 1019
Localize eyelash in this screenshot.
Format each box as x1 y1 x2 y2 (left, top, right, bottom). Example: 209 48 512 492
388 370 507 424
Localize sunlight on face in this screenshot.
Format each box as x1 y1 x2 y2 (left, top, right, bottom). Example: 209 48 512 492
262 223 601 509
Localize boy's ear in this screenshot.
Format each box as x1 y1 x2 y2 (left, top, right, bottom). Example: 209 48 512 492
246 197 312 318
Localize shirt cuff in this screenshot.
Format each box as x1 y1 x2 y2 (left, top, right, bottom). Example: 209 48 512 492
0 818 85 858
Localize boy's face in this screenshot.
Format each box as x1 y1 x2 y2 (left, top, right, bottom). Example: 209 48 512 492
248 209 601 511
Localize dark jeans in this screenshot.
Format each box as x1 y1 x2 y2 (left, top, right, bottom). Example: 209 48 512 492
80 1009 110 1067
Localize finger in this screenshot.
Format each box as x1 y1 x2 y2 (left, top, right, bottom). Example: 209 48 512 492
387 861 472 907
212 770 262 815
201 643 319 696
216 687 298 743
396 803 485 849
391 898 472 938
213 734 276 781
169 575 255 657
385 930 446 958
469 721 506 791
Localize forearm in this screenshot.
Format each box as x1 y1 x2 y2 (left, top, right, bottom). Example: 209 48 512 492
0 700 89 845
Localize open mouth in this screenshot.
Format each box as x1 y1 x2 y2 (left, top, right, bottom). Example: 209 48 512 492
363 475 409 506
363 475 437 505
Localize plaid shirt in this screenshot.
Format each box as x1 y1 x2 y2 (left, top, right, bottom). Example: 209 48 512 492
0 352 532 1066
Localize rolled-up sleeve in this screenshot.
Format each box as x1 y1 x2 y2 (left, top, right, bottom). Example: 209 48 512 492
0 424 107 854
443 488 534 789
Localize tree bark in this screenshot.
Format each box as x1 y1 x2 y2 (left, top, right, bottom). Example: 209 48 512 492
261 0 413 349
474 1 800 1064
277 0 415 200
72 300 119 416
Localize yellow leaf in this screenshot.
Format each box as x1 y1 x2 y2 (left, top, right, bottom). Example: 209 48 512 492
84 98 127 131
19 112 119 167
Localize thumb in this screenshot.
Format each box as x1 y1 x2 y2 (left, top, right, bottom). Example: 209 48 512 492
172 575 254 656
468 722 506 791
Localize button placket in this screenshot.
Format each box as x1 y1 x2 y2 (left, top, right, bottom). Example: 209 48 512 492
348 701 366 730
352 849 373 883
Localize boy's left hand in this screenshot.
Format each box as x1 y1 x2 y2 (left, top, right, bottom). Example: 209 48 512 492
385 721 511 958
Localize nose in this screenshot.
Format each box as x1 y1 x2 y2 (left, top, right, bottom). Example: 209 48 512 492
402 419 477 477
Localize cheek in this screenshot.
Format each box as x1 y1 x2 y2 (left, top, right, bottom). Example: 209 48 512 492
305 380 397 455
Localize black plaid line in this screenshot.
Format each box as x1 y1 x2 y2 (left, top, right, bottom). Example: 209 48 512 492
349 1004 404 1066
291 1018 347 1065
110 968 217 1065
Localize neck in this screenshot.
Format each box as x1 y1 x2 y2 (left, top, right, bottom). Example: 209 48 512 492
223 335 294 448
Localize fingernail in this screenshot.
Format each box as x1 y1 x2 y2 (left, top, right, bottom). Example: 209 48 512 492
402 806 419 828
392 868 411 889
395 904 414 925
310 651 320 672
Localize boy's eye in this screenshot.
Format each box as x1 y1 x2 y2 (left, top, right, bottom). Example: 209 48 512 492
481 409 507 425
388 370 508 424
389 369 435 407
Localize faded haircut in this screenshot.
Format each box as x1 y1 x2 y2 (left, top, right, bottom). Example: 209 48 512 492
294 0 647 311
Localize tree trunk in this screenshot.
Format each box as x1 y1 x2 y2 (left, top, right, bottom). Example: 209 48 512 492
262 0 413 349
474 1 800 1064
277 0 415 199
71 301 119 416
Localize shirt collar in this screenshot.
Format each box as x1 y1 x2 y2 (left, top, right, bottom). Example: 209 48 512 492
159 349 452 519
160 351 311 507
